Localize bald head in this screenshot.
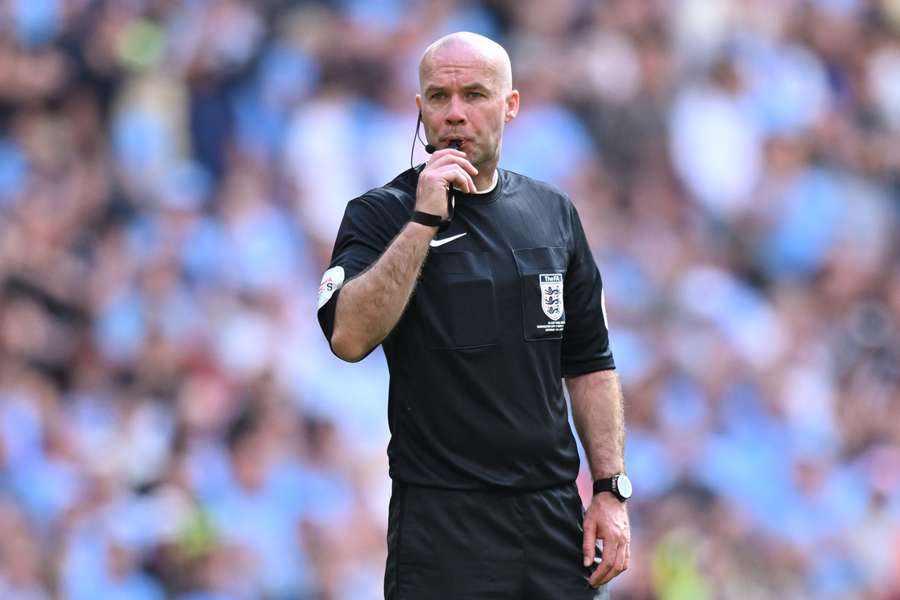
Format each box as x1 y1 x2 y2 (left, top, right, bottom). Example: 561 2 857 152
419 32 513 94
415 32 519 181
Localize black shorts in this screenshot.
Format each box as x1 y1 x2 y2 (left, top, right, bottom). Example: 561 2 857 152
384 481 610 599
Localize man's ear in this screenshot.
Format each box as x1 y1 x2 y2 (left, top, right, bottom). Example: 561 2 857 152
505 89 520 122
415 95 422 112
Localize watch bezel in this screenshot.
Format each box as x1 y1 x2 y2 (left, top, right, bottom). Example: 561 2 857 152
613 473 633 500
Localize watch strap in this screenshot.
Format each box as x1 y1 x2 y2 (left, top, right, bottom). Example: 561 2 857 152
593 477 615 496
411 210 442 227
593 475 628 501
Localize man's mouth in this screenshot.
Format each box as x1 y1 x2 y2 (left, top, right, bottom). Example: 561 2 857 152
443 137 467 150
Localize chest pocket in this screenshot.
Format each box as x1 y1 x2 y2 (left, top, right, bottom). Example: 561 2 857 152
513 246 568 341
417 251 498 349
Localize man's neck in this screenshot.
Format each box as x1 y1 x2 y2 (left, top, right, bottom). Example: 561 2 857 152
472 169 499 194
473 161 499 192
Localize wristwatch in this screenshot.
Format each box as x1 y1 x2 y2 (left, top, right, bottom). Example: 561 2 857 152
592 473 632 502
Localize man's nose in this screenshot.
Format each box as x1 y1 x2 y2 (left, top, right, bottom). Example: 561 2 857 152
445 94 466 125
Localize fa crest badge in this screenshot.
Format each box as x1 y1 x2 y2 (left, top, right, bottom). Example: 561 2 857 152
540 274 564 321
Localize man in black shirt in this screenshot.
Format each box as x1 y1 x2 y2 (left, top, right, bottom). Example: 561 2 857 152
317 32 630 599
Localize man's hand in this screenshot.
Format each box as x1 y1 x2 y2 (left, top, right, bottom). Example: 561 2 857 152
582 492 630 588
415 148 477 217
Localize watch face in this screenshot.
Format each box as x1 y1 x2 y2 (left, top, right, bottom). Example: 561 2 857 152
616 474 633 499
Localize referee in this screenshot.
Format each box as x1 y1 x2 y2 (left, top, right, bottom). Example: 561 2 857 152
317 32 630 599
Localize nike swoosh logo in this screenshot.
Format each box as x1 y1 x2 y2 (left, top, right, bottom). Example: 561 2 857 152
429 233 467 248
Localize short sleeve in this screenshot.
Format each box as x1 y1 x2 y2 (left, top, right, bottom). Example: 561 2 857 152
561 201 615 376
316 192 407 343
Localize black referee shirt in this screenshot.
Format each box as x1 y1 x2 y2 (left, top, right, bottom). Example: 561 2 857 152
318 167 615 491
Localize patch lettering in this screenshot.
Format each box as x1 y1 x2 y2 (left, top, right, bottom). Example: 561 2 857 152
317 266 345 310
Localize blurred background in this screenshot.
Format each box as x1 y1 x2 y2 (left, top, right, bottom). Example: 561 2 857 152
0 0 899 599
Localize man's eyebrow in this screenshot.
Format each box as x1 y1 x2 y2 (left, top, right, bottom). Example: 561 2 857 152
423 82 491 95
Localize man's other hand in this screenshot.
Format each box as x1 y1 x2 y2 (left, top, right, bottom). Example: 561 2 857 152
582 492 630 588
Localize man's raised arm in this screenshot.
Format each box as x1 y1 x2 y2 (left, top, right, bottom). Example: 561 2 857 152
330 221 435 361
329 148 477 361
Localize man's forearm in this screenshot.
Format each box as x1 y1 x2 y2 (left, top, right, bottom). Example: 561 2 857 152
330 222 435 361
566 369 625 478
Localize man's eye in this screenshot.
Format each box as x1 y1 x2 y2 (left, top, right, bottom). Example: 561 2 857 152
467 91 484 98
431 92 446 100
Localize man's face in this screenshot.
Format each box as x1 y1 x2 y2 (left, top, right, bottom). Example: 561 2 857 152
417 47 518 169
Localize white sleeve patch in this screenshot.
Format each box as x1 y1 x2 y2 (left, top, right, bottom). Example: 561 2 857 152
317 266 345 310
601 288 609 330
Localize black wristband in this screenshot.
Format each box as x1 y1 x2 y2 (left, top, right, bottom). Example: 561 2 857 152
411 210 443 227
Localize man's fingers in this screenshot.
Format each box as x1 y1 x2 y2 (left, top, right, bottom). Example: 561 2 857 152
590 537 630 587
424 163 477 193
458 156 478 177
457 165 477 192
421 151 479 194
427 151 478 177
590 536 618 587
444 151 479 177
612 540 628 577
582 520 596 568
431 147 468 161
443 165 475 193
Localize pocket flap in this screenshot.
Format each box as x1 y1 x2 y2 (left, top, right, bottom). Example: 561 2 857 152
512 246 568 276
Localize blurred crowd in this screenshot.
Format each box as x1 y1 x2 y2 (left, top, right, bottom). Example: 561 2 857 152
0 0 898 599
